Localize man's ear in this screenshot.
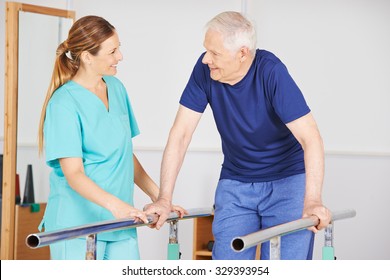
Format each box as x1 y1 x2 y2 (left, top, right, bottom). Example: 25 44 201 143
239 46 250 62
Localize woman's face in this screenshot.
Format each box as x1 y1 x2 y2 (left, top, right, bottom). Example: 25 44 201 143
89 31 123 76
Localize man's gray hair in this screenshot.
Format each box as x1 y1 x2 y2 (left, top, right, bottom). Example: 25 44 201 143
205 11 257 56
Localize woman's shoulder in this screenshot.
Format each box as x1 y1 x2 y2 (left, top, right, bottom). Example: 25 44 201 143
48 82 79 108
104 75 127 92
104 75 128 99
103 75 123 87
51 82 72 99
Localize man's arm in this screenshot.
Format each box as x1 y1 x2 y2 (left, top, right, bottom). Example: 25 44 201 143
144 105 202 229
286 112 331 232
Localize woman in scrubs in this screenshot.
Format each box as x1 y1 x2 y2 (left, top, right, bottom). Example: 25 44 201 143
37 15 185 260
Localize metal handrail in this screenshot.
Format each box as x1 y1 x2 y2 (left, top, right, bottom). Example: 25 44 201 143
26 207 213 249
231 209 356 252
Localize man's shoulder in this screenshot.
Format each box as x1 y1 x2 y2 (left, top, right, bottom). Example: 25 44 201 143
255 49 282 66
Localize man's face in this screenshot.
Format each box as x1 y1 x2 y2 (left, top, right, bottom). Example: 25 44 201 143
202 29 242 85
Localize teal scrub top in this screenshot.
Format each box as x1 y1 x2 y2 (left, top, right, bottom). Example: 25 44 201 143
42 75 140 241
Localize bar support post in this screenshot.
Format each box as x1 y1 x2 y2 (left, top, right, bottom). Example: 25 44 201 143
270 235 281 260
167 220 180 260
322 223 335 260
86 234 97 260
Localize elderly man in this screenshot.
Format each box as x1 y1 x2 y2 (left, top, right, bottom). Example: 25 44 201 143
146 11 331 260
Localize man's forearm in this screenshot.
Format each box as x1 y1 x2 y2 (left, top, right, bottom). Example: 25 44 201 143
303 138 325 204
158 136 189 202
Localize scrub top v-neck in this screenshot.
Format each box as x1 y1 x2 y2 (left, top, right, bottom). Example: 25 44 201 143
42 75 140 241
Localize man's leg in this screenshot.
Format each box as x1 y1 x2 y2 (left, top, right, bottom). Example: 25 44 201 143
212 179 261 260
259 173 314 260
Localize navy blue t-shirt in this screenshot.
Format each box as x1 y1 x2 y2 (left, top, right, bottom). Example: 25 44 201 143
180 49 310 182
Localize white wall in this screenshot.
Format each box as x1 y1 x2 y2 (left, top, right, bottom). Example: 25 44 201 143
320 153 390 260
1 0 389 260
249 0 390 154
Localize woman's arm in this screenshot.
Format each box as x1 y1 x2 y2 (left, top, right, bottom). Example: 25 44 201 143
133 154 188 219
133 154 159 202
59 157 148 223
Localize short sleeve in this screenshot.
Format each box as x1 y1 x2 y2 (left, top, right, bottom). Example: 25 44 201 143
179 54 209 113
44 101 83 168
125 93 140 138
268 62 310 124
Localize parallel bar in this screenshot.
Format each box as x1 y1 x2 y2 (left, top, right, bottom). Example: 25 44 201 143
26 207 213 249
231 209 356 252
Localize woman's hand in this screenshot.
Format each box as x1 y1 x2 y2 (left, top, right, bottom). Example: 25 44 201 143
108 198 149 224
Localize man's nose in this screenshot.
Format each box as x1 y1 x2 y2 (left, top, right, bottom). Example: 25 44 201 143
202 52 211 65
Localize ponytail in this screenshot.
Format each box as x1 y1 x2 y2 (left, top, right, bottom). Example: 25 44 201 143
38 40 78 154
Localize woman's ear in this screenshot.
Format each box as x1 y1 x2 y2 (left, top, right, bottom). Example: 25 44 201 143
80 51 92 65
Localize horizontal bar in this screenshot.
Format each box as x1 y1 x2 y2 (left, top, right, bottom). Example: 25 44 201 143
26 207 213 249
231 209 356 252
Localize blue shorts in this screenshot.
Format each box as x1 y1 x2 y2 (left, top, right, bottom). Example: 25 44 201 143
50 236 140 260
212 174 314 260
